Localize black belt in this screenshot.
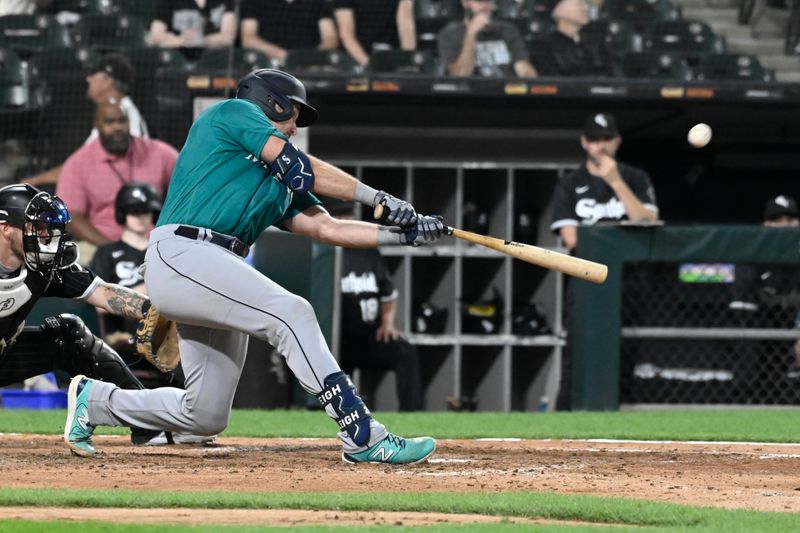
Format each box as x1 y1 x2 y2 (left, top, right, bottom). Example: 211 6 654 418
174 226 250 258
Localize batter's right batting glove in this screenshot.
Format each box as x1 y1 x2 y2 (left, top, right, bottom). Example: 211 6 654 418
374 191 418 227
399 215 444 246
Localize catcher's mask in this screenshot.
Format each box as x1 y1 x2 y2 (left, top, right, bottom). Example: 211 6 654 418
23 197 75 281
236 68 318 127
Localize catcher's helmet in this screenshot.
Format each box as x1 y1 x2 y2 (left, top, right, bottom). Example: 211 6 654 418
115 182 162 225
0 184 76 279
236 68 318 127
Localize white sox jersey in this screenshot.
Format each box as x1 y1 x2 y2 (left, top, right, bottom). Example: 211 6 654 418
0 265 100 348
550 163 658 233
90 241 145 335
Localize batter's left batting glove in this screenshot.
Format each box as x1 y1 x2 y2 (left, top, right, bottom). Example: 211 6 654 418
374 191 417 227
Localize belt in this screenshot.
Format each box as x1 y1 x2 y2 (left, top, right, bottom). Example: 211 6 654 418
173 226 250 258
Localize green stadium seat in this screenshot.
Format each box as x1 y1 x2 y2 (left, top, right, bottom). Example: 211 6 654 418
29 46 98 84
0 15 72 57
601 0 681 28
620 51 692 79
581 19 642 55
527 0 564 17
416 16 452 51
643 20 725 59
124 47 190 74
415 0 446 18
0 47 49 109
283 49 360 75
368 50 438 74
694 53 773 82
495 0 528 18
194 48 272 73
73 14 148 51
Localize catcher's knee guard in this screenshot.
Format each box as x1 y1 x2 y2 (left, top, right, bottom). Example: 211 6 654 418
317 371 372 446
44 313 144 390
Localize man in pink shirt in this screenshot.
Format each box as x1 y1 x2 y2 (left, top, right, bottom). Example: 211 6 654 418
57 98 178 246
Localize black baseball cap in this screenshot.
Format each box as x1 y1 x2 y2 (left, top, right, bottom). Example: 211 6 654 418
763 195 799 221
88 53 134 89
583 112 619 139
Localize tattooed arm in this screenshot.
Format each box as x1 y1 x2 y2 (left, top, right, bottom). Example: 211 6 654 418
86 282 148 321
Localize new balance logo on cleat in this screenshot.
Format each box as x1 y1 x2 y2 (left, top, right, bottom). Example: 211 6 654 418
370 447 395 462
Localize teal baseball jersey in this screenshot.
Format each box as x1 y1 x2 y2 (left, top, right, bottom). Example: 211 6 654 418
158 98 320 245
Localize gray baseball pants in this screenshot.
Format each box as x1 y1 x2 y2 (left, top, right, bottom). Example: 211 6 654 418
85 225 387 451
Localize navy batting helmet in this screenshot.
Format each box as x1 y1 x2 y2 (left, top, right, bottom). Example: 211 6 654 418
236 69 318 127
0 183 75 278
114 182 162 225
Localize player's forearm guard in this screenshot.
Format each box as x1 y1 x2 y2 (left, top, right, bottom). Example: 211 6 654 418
317 371 372 447
269 142 314 194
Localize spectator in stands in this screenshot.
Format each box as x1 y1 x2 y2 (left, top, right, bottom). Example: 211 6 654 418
240 0 338 63
532 0 616 77
24 53 148 188
550 112 658 251
333 0 416 67
438 0 537 77
56 98 177 248
148 0 237 59
329 199 423 411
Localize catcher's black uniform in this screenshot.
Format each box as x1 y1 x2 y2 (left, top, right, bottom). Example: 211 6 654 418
0 263 108 386
550 163 658 233
339 248 422 411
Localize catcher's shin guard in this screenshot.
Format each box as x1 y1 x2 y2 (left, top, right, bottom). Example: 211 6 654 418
317 372 372 447
45 314 145 391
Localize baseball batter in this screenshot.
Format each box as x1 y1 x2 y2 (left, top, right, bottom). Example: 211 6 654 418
65 69 444 464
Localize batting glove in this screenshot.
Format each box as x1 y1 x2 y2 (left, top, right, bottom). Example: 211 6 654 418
399 215 444 246
374 191 417 227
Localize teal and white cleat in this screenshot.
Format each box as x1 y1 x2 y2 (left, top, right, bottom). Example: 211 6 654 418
64 375 97 457
343 433 436 465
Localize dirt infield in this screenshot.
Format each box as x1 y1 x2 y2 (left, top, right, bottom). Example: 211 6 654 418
2 435 800 526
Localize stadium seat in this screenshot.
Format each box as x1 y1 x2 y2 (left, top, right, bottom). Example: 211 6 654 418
601 0 681 28
526 0 562 18
368 50 438 74
73 14 148 51
694 53 773 82
495 0 528 18
620 51 692 79
125 47 190 74
29 46 97 84
75 0 130 15
0 47 49 109
194 48 272 73
0 15 72 57
581 19 642 56
283 49 360 75
643 20 725 60
416 16 453 51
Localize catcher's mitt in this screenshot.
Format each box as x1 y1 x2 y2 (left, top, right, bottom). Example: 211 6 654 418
135 301 180 373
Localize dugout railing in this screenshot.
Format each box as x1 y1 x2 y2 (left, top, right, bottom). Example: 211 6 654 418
572 224 800 410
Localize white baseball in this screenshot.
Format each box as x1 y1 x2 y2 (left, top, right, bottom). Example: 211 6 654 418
688 123 712 148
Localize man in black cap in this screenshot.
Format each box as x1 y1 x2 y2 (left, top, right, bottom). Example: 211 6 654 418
550 112 659 411
763 195 799 227
550 112 659 251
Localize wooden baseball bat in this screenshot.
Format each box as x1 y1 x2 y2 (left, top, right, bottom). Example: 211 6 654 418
374 204 608 284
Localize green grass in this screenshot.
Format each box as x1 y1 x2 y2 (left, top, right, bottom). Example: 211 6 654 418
2 409 800 531
1 488 799 532
2 408 800 442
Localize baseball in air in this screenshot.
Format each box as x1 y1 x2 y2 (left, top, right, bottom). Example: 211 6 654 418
687 123 712 148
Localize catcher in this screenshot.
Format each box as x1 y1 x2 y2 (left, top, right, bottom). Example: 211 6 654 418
0 184 181 445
